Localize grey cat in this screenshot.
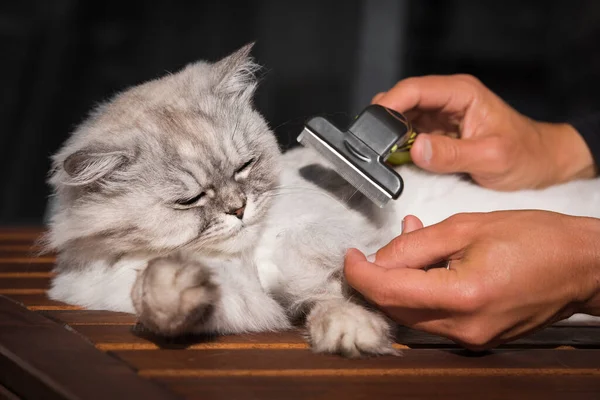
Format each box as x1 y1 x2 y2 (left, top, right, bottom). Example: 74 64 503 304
46 44 600 357
46 44 397 357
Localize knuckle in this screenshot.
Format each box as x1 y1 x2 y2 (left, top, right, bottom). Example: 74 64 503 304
393 78 421 97
371 91 386 103
390 235 410 259
457 322 493 349
444 139 461 168
397 76 421 88
457 285 486 313
454 74 482 87
446 213 475 236
482 138 510 169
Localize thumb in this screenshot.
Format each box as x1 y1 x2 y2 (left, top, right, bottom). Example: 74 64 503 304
374 219 471 269
410 133 491 175
402 214 424 234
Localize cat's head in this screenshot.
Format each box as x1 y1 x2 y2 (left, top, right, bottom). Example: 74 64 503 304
47 43 280 258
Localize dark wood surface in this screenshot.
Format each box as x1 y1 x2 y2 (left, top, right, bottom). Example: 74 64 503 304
1 227 599 400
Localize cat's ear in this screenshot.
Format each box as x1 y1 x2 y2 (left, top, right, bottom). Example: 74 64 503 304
61 148 132 186
214 42 260 100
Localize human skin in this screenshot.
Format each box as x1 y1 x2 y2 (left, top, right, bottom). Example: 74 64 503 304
372 74 596 190
344 74 600 349
345 212 600 350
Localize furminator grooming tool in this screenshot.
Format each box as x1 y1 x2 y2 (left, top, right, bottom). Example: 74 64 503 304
297 104 417 208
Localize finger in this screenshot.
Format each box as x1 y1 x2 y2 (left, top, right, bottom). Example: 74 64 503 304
371 92 386 104
375 218 472 269
410 112 459 135
345 250 468 342
402 215 424 234
369 215 422 265
344 248 461 310
410 133 499 175
375 75 479 115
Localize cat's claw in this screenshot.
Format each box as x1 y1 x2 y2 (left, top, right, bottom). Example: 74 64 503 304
306 300 398 358
131 255 217 336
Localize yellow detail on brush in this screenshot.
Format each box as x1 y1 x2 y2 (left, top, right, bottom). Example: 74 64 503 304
386 130 418 165
386 151 413 165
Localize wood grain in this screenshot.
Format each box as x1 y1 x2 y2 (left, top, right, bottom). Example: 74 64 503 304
153 376 600 400
113 348 600 372
1 227 600 399
6 294 80 310
41 310 137 326
0 296 179 400
0 277 51 291
0 261 52 273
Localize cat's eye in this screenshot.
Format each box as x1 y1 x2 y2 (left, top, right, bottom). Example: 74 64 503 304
234 157 256 176
175 192 205 207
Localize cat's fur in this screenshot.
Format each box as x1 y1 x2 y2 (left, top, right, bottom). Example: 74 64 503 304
46 44 600 357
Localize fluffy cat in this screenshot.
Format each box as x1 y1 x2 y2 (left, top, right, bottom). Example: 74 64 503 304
46 44 600 357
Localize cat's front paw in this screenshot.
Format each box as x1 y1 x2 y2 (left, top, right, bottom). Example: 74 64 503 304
131 255 218 336
306 300 398 358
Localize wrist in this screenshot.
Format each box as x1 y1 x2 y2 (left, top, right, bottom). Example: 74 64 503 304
571 216 600 316
538 121 596 185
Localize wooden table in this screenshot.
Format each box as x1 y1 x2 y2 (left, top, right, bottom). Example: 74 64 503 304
1 227 599 400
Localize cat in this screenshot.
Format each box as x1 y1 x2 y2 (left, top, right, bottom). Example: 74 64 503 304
45 43 600 357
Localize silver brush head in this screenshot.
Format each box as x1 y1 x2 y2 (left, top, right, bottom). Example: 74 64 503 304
298 128 392 207
296 105 409 208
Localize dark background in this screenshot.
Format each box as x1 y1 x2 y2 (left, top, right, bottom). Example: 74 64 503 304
1 0 599 225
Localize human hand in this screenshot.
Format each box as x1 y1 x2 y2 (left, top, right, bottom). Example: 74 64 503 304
344 211 600 350
373 75 596 190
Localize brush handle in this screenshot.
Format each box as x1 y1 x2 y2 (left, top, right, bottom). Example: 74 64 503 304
350 105 416 166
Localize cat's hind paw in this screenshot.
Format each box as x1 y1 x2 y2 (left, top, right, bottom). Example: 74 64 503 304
131 255 218 336
306 300 398 358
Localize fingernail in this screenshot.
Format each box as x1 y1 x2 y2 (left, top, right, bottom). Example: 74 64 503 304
366 253 377 263
421 136 432 164
401 218 405 233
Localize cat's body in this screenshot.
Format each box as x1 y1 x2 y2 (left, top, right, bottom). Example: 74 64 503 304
46 45 600 357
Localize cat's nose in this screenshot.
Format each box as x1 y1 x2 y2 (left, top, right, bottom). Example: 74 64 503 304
226 202 246 220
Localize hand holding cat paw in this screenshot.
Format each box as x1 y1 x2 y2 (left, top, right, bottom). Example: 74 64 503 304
132 255 218 336
344 211 600 350
373 75 596 190
307 300 397 358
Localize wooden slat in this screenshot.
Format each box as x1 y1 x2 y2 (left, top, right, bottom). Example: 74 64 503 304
0 296 180 400
0 228 45 241
154 375 600 400
74 326 308 350
0 229 45 245
0 245 46 252
0 249 48 259
0 264 53 273
0 277 51 291
69 324 600 352
41 310 137 326
0 272 53 278
5 294 81 311
121 348 600 400
0 257 55 264
113 348 600 373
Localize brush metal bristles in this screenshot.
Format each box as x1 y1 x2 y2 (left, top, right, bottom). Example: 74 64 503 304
298 127 392 207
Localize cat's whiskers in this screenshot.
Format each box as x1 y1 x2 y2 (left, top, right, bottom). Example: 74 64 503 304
344 187 360 204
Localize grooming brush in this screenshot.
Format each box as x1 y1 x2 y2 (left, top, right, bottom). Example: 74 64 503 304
297 104 417 208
